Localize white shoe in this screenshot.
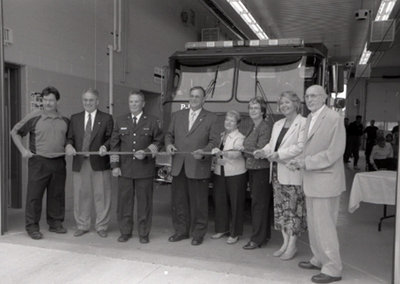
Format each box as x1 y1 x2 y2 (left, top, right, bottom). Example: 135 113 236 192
211 232 228 239
280 247 297 260
273 247 286 257
226 236 239 244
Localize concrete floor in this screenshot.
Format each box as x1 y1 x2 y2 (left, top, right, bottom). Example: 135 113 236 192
0 156 395 283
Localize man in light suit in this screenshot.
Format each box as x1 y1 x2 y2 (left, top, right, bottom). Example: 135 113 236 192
66 88 113 238
165 86 218 246
288 85 345 283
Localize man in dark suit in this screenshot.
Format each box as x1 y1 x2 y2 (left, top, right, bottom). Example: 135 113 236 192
165 86 218 245
66 88 113 238
110 91 163 243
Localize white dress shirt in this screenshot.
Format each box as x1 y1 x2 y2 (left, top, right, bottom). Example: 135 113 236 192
132 111 143 124
308 105 325 136
85 109 97 130
189 108 201 130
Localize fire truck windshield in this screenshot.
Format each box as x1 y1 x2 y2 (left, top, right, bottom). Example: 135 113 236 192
237 56 307 107
173 60 234 101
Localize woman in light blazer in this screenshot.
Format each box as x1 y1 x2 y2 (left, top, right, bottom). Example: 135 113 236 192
254 91 307 260
211 110 247 244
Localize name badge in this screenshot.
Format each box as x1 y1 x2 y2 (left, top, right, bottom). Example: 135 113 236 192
120 127 127 130
143 127 150 130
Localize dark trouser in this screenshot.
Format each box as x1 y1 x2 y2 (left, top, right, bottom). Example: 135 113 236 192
117 176 153 237
213 172 247 237
344 136 360 166
25 156 66 233
365 141 375 169
171 168 209 239
248 168 273 245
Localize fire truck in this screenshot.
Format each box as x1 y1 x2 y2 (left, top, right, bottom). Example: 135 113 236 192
155 38 328 183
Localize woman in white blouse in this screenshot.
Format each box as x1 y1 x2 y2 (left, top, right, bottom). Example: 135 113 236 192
370 135 394 170
254 91 307 260
211 110 247 244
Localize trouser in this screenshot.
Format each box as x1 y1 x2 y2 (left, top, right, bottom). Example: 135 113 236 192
306 196 343 277
25 156 66 233
73 158 111 231
213 172 247 236
248 168 273 245
344 136 360 166
117 176 153 237
171 168 209 239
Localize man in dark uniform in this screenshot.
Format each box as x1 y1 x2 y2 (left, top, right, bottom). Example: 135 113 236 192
165 86 218 246
363 120 378 170
66 88 113 238
344 115 364 170
110 91 163 243
11 86 69 240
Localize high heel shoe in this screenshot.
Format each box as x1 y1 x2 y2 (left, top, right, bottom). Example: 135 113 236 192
280 247 297 260
211 232 229 239
226 236 239 244
273 247 287 257
242 241 261 250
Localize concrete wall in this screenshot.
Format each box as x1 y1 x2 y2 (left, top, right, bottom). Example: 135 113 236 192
3 0 202 211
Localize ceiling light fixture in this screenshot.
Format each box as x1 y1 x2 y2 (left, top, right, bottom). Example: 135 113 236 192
359 43 372 65
375 0 397 21
358 0 397 64
226 0 269 39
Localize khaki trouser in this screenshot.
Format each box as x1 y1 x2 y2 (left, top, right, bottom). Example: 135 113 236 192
73 159 111 231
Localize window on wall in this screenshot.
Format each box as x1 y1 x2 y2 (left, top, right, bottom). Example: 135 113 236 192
332 84 347 99
369 121 398 133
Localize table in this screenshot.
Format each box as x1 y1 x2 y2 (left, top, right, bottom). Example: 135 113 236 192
349 170 397 231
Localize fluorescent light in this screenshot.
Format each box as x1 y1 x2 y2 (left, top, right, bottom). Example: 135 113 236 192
375 0 397 21
227 0 269 39
359 43 372 65
242 13 253 24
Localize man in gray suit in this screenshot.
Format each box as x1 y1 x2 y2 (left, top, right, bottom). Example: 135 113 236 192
165 86 218 246
288 85 345 283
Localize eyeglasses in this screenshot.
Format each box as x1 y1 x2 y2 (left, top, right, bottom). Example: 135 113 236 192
304 94 321 99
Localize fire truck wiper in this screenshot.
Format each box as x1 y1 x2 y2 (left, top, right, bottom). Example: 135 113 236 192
205 66 219 98
255 66 275 123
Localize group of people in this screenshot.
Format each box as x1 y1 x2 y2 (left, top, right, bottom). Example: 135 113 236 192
344 116 398 171
11 84 346 283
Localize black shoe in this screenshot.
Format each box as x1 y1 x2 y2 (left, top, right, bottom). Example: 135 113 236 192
117 234 132 242
28 231 43 240
298 261 321 270
191 237 203 246
311 273 342 283
168 233 189 242
49 226 67 234
139 236 149 244
242 241 261 250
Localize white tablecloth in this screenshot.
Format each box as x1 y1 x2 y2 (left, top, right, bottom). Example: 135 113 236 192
348 171 397 213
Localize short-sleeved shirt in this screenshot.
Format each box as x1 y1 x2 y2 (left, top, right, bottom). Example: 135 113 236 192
13 110 69 158
364 125 378 142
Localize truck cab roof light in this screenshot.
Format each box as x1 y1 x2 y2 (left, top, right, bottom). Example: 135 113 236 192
185 38 304 50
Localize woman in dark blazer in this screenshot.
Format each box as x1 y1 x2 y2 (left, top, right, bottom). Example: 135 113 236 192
242 97 273 249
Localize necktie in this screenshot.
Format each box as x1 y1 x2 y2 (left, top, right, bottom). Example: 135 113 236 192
189 112 196 131
82 113 92 155
133 116 137 127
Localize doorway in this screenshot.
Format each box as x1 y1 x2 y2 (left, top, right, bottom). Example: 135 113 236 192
1 63 22 233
